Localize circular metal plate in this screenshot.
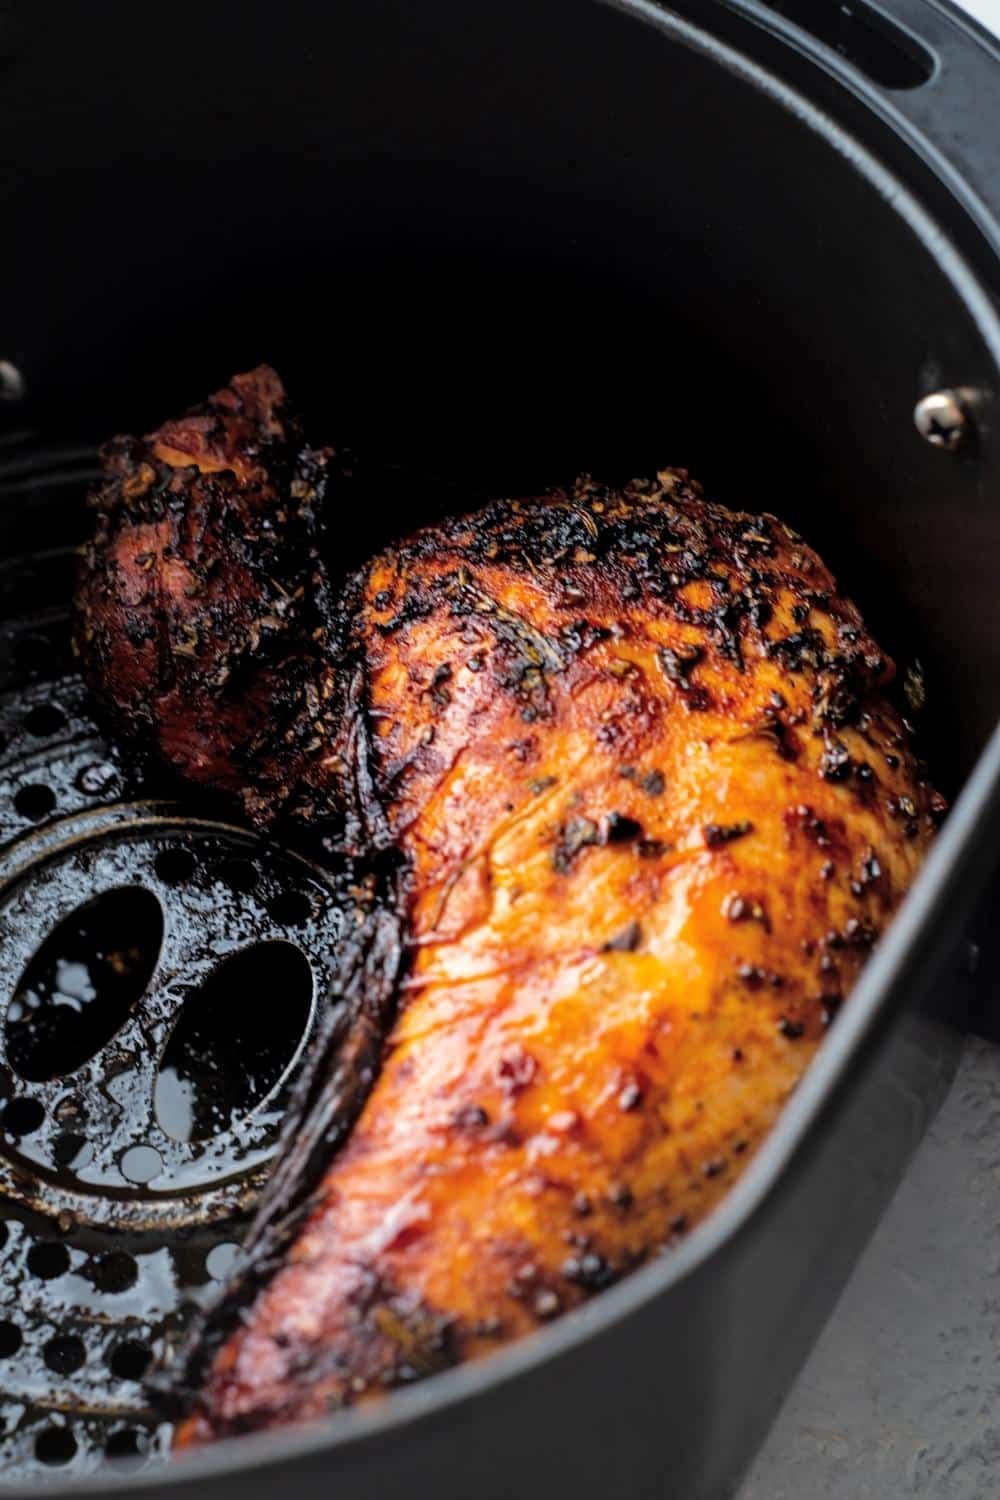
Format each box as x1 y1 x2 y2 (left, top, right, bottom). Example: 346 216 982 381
0 495 350 1479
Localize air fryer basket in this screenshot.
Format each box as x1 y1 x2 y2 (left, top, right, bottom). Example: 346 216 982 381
0 0 999 1497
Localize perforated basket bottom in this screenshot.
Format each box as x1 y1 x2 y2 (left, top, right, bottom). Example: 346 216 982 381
0 499 348 1479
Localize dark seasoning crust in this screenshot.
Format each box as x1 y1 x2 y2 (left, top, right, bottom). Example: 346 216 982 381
73 369 942 1444
77 368 360 835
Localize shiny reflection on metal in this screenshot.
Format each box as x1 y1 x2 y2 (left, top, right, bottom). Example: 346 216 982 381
913 388 969 450
0 798 339 1232
0 518 350 1479
0 364 25 404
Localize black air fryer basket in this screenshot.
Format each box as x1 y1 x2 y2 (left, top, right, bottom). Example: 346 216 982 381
0 1 999 1497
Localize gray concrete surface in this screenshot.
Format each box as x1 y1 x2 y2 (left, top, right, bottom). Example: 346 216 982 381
739 1037 1000 1499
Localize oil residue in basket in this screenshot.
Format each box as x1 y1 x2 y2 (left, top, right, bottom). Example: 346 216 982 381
0 514 350 1478
0 1208 243 1475
155 941 313 1144
7 888 163 1083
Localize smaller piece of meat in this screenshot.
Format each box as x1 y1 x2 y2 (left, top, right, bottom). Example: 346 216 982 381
75 367 340 826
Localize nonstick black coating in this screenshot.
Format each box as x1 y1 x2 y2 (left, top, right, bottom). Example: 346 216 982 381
0 0 999 1496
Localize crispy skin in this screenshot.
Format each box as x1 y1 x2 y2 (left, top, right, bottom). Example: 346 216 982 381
75 376 940 1444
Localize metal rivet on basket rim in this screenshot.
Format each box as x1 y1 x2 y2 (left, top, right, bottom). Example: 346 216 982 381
0 362 25 403
913 388 969 451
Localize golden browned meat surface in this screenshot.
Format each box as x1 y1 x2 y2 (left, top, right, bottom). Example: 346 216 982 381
74 369 941 1445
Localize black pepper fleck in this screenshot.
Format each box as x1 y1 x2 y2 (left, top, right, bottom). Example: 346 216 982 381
704 820 754 848
617 1081 643 1112
605 812 642 843
453 1104 490 1129
603 921 642 953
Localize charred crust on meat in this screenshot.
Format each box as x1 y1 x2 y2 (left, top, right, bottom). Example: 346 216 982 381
75 375 943 1443
74 366 353 831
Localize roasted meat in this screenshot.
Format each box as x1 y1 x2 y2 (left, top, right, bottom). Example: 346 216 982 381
75 368 941 1444
75 366 340 826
